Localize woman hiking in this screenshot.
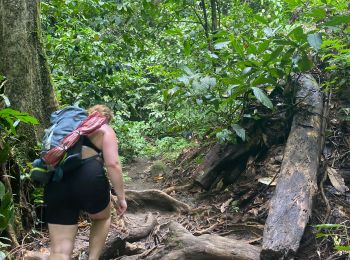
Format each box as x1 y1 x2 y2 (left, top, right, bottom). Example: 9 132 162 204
44 104 127 260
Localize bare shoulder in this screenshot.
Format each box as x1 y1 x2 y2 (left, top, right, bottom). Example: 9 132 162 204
89 124 113 135
87 124 116 147
99 124 118 144
100 124 116 135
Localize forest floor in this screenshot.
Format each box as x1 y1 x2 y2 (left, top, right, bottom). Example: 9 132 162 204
17 95 350 260
21 151 350 260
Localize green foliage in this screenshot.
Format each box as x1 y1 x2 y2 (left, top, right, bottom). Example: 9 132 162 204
278 0 350 91
40 0 350 155
339 108 350 121
151 137 198 161
0 96 38 256
31 187 44 205
113 120 153 159
113 119 197 161
314 223 350 253
0 108 38 135
0 182 13 234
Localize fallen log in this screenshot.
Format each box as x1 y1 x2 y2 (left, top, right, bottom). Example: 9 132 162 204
261 74 324 259
195 140 260 190
194 115 287 191
121 221 261 260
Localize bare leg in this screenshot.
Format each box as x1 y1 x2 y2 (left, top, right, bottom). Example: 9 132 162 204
88 202 111 260
48 224 78 260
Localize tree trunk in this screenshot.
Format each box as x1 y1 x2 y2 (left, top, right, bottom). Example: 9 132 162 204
0 0 58 141
210 0 218 33
0 0 58 243
261 74 324 259
200 0 212 50
195 138 261 190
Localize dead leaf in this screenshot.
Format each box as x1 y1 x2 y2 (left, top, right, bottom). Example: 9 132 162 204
78 220 89 228
258 177 277 186
327 167 349 194
220 198 233 213
248 208 259 216
153 176 164 181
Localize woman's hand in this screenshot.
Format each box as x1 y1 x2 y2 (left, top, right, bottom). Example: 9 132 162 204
117 199 127 216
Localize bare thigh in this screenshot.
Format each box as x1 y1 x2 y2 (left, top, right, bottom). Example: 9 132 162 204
88 201 111 220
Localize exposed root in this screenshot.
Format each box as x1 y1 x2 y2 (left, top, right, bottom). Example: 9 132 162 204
125 189 191 213
120 221 261 260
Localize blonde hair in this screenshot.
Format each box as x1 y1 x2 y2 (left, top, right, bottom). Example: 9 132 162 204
88 104 113 123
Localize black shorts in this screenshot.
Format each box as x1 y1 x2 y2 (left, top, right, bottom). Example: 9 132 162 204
44 159 110 225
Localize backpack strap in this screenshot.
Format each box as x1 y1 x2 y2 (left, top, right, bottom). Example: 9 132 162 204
82 136 101 154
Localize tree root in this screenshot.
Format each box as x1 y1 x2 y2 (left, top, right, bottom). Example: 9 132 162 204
125 189 191 213
121 221 261 260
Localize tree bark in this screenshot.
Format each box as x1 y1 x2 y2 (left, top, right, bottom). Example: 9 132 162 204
125 189 191 213
261 74 324 259
210 0 218 33
0 0 58 141
0 0 58 243
195 138 261 190
200 0 212 50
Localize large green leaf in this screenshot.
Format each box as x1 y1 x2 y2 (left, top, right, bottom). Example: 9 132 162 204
230 36 244 57
324 15 350 26
214 41 230 50
288 26 307 43
334 246 350 252
307 33 322 51
297 52 313 72
0 108 38 125
268 46 284 62
251 87 273 109
313 223 345 229
0 192 13 232
305 7 326 20
232 124 246 141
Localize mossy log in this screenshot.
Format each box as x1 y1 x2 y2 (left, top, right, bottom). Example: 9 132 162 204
261 74 324 259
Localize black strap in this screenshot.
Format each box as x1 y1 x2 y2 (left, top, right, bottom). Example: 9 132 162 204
82 136 101 153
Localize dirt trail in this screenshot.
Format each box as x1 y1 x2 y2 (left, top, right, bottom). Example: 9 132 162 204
122 157 162 191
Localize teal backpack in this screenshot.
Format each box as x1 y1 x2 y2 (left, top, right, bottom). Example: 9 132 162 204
30 106 89 184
